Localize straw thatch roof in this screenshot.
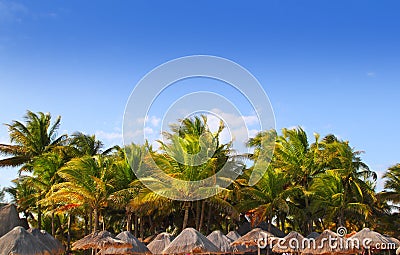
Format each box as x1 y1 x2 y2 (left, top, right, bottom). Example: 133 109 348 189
72 230 132 251
144 233 158 244
231 228 274 247
207 230 234 253
350 228 393 250
147 232 174 254
162 228 220 254
302 229 359 255
272 231 304 253
386 236 400 248
306 232 320 239
226 231 241 241
102 231 151 254
396 246 400 255
0 226 52 255
237 222 285 237
28 228 64 255
0 204 25 238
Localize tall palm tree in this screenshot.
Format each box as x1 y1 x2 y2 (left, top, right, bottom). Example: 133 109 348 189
46 155 116 232
380 164 400 205
0 111 66 170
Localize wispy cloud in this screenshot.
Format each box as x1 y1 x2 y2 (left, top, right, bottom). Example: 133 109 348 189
0 0 28 23
366 72 376 77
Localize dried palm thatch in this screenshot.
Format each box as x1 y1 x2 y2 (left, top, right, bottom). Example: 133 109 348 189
0 226 52 255
207 230 234 253
28 228 64 255
162 228 220 254
226 231 241 241
386 236 400 248
302 229 359 255
144 233 158 244
396 246 400 255
147 232 174 254
0 204 24 237
351 228 394 250
272 231 304 253
72 230 132 251
102 231 151 254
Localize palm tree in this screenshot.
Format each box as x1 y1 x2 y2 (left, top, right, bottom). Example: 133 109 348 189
24 152 66 233
319 136 376 226
0 111 66 170
380 164 400 204
46 155 116 232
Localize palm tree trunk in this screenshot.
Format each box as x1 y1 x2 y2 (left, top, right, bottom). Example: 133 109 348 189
89 210 93 233
94 208 99 232
198 200 206 231
37 203 42 230
127 211 132 232
182 202 190 230
134 214 139 237
67 214 72 253
195 201 201 230
206 205 212 234
51 210 55 236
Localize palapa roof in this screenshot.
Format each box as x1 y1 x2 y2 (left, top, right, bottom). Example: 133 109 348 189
0 226 52 255
230 228 274 247
350 228 393 250
147 232 174 254
226 231 241 241
162 228 220 254
72 230 132 251
302 229 359 255
386 236 400 248
28 228 64 255
396 246 400 255
272 231 304 253
0 204 24 238
102 231 151 254
207 230 234 253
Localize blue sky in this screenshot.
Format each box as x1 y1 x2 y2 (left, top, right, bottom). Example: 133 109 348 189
1 0 400 191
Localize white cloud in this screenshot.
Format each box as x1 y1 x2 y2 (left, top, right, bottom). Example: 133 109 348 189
95 130 123 146
136 115 161 127
367 72 376 77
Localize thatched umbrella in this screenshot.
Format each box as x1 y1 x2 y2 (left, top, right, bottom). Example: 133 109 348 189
0 226 52 255
148 232 174 254
302 229 359 255
272 231 304 254
226 231 241 241
0 204 24 237
144 233 158 244
207 230 234 253
351 228 394 251
231 228 274 255
102 231 151 254
162 227 220 254
396 246 400 255
28 228 64 255
72 230 132 253
306 232 320 239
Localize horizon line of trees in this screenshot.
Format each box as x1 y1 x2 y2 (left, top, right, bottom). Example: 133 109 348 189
0 110 399 253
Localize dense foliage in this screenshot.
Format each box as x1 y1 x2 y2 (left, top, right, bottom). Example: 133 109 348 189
0 111 399 252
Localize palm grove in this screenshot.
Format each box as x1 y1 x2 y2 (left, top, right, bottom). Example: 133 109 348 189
0 111 399 251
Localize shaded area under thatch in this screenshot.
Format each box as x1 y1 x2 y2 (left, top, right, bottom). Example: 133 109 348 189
102 231 151 254
306 232 320 239
162 228 220 254
207 230 234 253
0 226 52 255
0 204 27 238
226 231 241 241
72 230 132 251
28 228 64 255
272 231 304 254
237 222 285 238
147 232 174 255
